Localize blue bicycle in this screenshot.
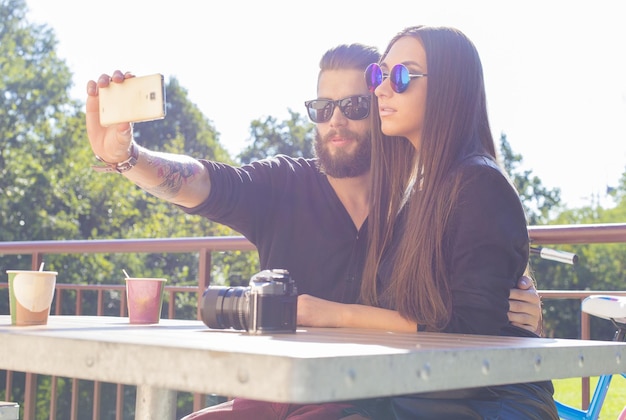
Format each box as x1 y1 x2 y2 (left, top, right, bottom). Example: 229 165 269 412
555 295 626 420
531 248 625 419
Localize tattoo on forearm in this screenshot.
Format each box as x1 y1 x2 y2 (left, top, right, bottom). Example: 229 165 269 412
144 154 201 200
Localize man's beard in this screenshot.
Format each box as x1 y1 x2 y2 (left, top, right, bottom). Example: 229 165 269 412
314 128 371 178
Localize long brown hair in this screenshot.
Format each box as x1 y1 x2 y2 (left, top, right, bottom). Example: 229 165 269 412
360 26 497 330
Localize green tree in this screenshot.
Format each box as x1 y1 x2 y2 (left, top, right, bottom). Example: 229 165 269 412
607 166 626 210
0 0 97 297
0 1 104 417
499 133 562 225
0 0 258 297
538 170 626 340
133 76 231 162
237 109 314 163
0 2 256 416
497 134 585 339
0 0 81 243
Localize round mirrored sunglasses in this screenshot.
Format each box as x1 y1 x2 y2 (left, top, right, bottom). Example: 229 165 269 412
365 63 428 94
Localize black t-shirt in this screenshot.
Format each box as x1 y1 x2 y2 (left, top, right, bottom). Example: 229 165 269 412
180 155 366 303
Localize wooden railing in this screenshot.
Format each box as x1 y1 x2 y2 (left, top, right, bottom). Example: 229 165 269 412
1 223 626 419
529 222 626 340
0 236 256 420
528 223 626 409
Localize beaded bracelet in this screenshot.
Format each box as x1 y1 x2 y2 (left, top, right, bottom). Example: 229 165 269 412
92 142 139 173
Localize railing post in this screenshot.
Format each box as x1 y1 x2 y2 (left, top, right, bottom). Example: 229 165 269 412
30 253 43 271
581 310 591 409
50 376 58 420
55 289 63 315
70 378 79 420
76 290 83 315
197 248 211 320
23 373 37 420
4 371 13 403
93 381 101 419
116 384 124 420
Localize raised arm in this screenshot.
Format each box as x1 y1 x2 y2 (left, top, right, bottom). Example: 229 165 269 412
85 70 210 209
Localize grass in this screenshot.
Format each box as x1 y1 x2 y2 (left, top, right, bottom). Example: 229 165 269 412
553 375 626 419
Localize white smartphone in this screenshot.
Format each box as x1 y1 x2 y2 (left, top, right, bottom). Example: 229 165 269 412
98 73 166 126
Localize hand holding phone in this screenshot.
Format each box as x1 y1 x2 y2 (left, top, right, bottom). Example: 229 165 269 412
98 73 166 126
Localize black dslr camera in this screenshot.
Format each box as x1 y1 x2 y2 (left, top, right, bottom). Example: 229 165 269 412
201 269 297 334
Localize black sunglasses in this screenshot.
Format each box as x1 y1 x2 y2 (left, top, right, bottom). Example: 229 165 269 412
365 63 428 93
304 95 371 123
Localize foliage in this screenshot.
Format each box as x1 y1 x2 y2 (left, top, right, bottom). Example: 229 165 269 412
0 2 256 417
133 76 231 163
499 133 562 225
237 109 315 164
608 167 626 209
538 201 626 339
1 0 80 243
497 132 626 341
0 0 258 295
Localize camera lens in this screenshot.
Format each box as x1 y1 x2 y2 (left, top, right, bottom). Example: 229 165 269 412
201 286 249 330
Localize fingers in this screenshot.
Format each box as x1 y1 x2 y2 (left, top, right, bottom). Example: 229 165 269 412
85 84 101 120
516 275 536 290
85 70 136 162
86 80 98 97
510 316 543 336
509 320 537 334
111 70 135 82
508 306 537 327
509 288 540 307
509 295 543 335
110 70 126 83
86 70 135 127
509 299 538 316
86 70 132 100
93 70 134 89
96 73 112 87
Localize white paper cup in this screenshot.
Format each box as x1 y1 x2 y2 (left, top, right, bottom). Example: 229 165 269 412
7 270 57 326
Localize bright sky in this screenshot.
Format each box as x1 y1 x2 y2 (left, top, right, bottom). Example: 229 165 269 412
26 0 626 210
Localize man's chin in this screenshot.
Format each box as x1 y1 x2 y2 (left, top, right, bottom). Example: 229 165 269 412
318 158 369 179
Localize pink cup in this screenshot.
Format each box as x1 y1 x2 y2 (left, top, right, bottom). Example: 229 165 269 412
125 278 166 324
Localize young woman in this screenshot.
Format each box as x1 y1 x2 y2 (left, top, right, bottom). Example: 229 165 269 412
348 25 559 419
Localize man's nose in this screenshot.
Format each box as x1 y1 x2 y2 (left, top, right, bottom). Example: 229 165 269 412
328 105 347 127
